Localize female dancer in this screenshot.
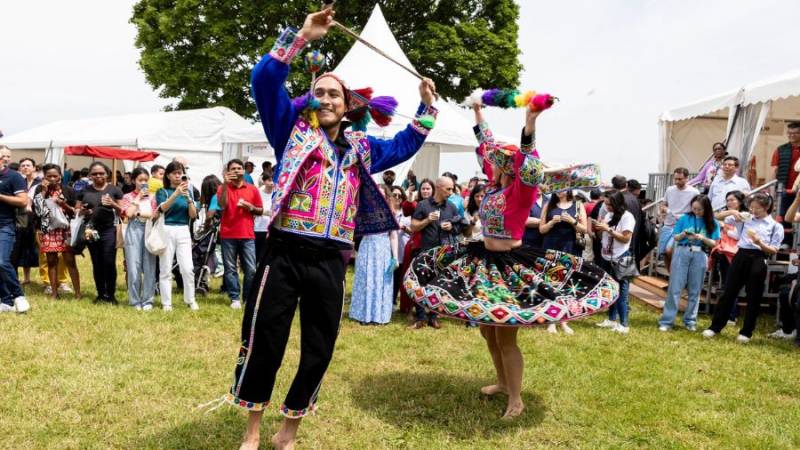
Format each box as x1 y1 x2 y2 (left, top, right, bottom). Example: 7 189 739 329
405 104 618 418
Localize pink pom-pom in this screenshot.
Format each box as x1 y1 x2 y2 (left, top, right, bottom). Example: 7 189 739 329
530 94 555 112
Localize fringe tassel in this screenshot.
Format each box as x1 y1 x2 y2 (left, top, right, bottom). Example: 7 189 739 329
197 395 228 414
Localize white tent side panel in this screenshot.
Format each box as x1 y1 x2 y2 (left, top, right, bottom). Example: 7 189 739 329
664 116 728 174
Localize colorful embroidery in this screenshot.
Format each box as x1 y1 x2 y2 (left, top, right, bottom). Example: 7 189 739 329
480 188 510 238
269 27 308 64
404 243 619 327
280 403 317 418
541 163 602 193
225 392 269 411
519 154 543 187
411 105 439 136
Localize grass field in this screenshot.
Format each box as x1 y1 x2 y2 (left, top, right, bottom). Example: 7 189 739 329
2 256 800 449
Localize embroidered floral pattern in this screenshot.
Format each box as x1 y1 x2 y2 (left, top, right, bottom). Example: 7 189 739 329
269 27 308 64
480 188 510 238
541 164 602 193
225 392 269 411
280 403 317 418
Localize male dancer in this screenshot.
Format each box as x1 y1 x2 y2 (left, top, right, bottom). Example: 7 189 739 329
225 8 438 450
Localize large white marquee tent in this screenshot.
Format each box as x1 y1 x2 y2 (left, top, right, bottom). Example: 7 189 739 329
223 4 482 182
659 69 800 186
0 107 250 182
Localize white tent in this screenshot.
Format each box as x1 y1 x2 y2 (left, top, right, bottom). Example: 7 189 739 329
0 107 250 183
223 4 482 182
659 69 800 186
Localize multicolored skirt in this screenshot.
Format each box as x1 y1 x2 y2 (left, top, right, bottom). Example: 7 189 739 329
403 241 619 327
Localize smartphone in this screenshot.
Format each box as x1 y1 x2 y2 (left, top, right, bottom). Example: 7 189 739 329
181 175 188 182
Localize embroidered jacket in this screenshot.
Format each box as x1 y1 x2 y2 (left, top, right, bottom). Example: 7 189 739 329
474 122 543 240
254 27 438 245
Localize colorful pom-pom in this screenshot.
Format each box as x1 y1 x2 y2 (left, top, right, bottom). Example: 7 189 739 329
304 50 325 73
530 93 555 112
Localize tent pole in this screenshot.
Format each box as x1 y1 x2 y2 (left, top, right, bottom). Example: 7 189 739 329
112 160 117 185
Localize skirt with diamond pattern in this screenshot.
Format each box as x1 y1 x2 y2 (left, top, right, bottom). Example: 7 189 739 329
403 241 619 327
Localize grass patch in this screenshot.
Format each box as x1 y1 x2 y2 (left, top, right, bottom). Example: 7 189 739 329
1 256 799 449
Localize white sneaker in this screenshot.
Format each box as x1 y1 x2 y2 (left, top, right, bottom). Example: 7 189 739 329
163 305 173 312
230 301 242 310
658 325 670 332
702 329 716 339
613 324 630 334
596 319 618 329
547 323 558 334
727 320 736 327
134 305 143 311
142 304 153 312
685 325 697 332
13 296 30 313
736 334 751 344
0 303 15 313
44 285 53 295
561 323 575 335
214 269 224 278
58 283 73 293
187 301 199 311
768 329 788 339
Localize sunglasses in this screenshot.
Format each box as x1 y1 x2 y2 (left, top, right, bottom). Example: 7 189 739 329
90 172 107 176
392 193 401 198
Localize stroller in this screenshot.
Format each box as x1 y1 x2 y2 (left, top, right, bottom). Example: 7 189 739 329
173 216 220 296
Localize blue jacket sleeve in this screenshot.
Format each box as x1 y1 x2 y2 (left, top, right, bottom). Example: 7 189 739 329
367 103 439 174
252 27 307 165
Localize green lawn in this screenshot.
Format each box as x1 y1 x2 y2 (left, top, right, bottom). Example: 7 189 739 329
2 256 799 449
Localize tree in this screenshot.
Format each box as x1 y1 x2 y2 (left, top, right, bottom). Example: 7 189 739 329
131 0 522 118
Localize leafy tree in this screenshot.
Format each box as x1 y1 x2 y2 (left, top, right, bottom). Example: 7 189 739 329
131 0 522 118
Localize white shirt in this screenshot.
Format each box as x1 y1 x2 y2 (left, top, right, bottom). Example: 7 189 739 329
724 214 783 250
663 184 699 227
395 211 411 263
709 174 750 211
253 190 273 232
601 210 636 260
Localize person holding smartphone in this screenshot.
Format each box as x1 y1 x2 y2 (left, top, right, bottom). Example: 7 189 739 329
75 162 123 304
215 159 263 310
121 167 158 310
155 161 198 311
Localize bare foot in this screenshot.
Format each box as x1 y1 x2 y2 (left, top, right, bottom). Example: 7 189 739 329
502 399 525 419
74 292 82 300
239 435 260 450
271 432 295 450
480 384 507 396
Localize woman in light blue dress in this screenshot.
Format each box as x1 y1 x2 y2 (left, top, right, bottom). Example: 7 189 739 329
350 185 399 325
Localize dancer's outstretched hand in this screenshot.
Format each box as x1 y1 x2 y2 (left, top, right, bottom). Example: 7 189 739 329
419 78 437 106
524 107 542 136
300 8 335 41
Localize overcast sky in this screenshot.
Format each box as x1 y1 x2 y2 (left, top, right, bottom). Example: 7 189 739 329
2 0 799 181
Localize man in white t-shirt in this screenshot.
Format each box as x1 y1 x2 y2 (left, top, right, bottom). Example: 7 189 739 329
708 156 751 211
658 167 699 270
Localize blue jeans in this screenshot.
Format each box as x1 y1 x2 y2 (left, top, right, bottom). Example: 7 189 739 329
657 226 674 256
221 238 256 302
124 220 157 307
659 245 707 328
0 224 24 305
605 250 631 327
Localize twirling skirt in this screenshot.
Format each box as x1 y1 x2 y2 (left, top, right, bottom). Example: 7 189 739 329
403 241 619 327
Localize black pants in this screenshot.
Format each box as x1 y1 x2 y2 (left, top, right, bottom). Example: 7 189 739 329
229 236 347 416
88 227 118 300
709 249 767 338
778 278 800 334
255 231 268 262
716 255 738 321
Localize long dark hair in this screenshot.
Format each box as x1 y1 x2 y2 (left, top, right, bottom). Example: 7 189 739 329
546 189 574 215
605 191 628 228
725 190 748 212
418 178 435 200
467 183 486 215
162 161 185 189
690 194 715 235
200 175 221 207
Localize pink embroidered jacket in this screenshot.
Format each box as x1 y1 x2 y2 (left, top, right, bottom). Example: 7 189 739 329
255 27 438 245
474 121 543 240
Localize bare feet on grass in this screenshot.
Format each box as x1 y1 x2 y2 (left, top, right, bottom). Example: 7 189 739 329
502 398 525 419
480 384 507 396
239 434 260 450
271 431 295 450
